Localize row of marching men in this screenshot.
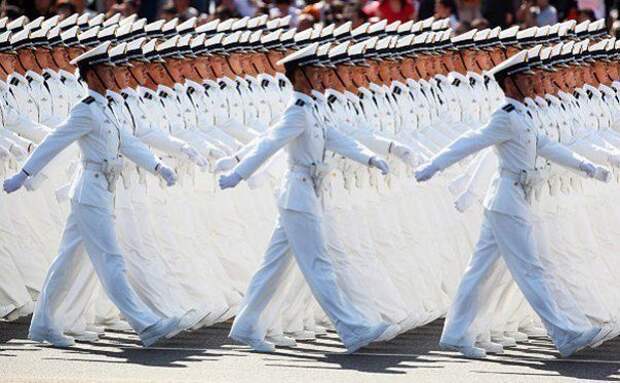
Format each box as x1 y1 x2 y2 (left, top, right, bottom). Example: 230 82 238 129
1 10 619 353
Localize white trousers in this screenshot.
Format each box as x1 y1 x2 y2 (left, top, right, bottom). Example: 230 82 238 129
441 209 590 350
30 202 159 336
230 208 378 349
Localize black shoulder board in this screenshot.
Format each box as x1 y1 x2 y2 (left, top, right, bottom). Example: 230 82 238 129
82 96 95 104
295 99 306 107
261 79 269 88
469 77 476 86
158 91 167 98
43 72 52 81
393 87 402 95
9 77 19 86
278 79 287 88
452 78 461 87
219 81 227 89
143 93 153 100
502 104 515 112
327 94 337 104
187 87 195 95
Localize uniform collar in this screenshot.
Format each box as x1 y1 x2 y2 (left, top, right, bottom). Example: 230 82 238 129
8 72 27 85
545 94 562 106
0 80 7 92
203 79 219 89
256 73 274 85
611 81 620 93
88 89 108 105
293 90 314 107
173 83 187 93
505 96 528 113
138 86 158 99
42 68 60 80
58 69 78 82
105 89 124 103
344 90 359 102
368 83 385 94
185 79 203 90
324 88 344 100
25 70 45 83
121 87 138 99
524 97 538 109
157 84 175 97
599 84 615 97
358 87 373 98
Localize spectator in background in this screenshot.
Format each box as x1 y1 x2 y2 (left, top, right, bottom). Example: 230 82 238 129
577 8 597 20
457 0 481 22
23 0 57 20
107 0 139 17
362 0 416 23
343 2 369 27
270 0 300 27
297 12 315 30
417 0 436 19
435 0 459 29
56 0 78 17
171 0 200 20
534 0 558 25
160 3 178 20
482 0 517 28
302 0 339 25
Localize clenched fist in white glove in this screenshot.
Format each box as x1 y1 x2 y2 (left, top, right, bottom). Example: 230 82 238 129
214 156 239 173
157 163 177 187
369 156 390 175
580 161 611 182
454 190 476 213
219 171 243 190
3 170 28 193
181 145 209 169
415 162 440 182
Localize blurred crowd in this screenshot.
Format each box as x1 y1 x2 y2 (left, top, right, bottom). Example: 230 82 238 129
3 0 620 36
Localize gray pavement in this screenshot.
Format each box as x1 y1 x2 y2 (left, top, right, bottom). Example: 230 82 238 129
1 318 619 383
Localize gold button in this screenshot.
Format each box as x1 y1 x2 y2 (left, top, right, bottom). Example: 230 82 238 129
95 173 99 178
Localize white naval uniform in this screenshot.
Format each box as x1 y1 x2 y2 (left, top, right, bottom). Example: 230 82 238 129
22 90 163 339
229 92 383 350
430 98 597 353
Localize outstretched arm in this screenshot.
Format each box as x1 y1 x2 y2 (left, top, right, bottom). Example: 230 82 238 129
416 110 512 182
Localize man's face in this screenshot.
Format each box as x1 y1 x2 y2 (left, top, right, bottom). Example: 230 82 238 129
18 49 42 73
267 50 286 73
227 53 244 76
291 67 314 94
193 56 216 79
0 52 19 75
94 65 118 91
377 61 393 84
51 47 74 71
460 49 481 72
489 47 507 66
366 61 382 83
555 67 574 90
321 67 346 91
400 57 420 80
147 62 174 87
505 46 521 58
129 61 155 88
351 65 370 88
592 61 610 85
513 73 537 98
113 66 136 89
67 46 85 60
209 55 234 79
335 65 356 92
475 50 496 71
301 65 326 91
35 48 59 71
608 61 620 81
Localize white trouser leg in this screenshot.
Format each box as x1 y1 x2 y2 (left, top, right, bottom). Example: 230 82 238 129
31 203 160 336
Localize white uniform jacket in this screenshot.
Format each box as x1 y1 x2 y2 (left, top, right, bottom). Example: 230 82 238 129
234 92 375 216
430 98 589 219
22 90 160 211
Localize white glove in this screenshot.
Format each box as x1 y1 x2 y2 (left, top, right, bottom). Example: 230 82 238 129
3 170 28 193
0 147 10 161
369 156 390 175
24 172 48 191
608 153 620 168
181 145 209 169
454 190 476 213
593 166 611 183
219 171 243 190
415 162 440 182
214 156 238 173
157 163 177 187
208 147 227 161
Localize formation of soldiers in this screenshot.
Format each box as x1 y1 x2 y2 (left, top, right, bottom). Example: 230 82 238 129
0 10 619 358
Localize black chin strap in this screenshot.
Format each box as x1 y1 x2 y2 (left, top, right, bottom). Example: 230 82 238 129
508 77 527 100
161 64 179 83
457 51 468 73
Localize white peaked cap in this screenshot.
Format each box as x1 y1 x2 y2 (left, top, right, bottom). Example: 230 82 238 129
88 14 105 27
397 20 414 34
487 49 529 79
499 25 519 40
216 18 234 32
102 13 121 27
575 20 590 34
328 41 350 58
195 19 219 34
70 41 111 66
119 14 137 26
368 19 388 35
277 42 319 66
232 16 249 30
